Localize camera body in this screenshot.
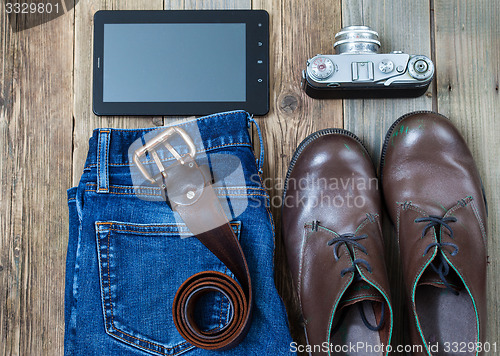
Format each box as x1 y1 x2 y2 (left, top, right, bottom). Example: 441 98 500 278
301 26 434 99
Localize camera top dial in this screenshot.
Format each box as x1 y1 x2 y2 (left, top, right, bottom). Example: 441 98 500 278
309 56 335 80
408 55 434 80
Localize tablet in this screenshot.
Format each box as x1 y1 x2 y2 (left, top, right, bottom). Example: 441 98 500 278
92 10 269 116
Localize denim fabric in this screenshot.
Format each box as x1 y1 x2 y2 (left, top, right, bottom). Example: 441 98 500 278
64 111 295 355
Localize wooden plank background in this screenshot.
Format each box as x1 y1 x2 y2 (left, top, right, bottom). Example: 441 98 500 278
340 1 434 348
0 0 498 354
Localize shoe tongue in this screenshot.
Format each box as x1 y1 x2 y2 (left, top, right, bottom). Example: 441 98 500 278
338 279 384 310
417 261 462 292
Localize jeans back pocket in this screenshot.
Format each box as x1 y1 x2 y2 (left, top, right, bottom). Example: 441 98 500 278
95 221 241 355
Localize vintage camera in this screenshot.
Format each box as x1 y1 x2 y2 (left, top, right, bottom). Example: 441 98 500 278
301 26 434 99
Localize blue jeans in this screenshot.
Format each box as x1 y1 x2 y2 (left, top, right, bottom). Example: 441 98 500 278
65 111 294 355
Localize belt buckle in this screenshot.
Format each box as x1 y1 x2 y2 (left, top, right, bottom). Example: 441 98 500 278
133 127 197 184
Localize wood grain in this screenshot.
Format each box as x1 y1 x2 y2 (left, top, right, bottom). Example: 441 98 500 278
165 0 249 10
433 0 500 345
1 0 500 354
0 6 18 356
342 0 434 163
341 1 434 351
252 0 343 348
0 5 74 356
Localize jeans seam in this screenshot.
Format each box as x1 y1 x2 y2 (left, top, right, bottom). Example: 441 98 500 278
101 221 240 232
85 188 270 200
109 229 195 235
84 142 253 169
86 183 267 192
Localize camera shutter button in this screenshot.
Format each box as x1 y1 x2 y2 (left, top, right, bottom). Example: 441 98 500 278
379 59 394 73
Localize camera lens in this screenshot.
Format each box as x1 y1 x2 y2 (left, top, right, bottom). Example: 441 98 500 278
334 26 381 55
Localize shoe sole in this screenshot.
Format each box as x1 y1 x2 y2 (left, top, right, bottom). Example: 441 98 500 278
378 110 488 216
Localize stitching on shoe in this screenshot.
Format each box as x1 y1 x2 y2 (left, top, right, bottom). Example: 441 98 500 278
470 199 487 243
297 227 310 313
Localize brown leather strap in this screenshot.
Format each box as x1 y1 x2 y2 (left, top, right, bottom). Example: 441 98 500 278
157 155 253 350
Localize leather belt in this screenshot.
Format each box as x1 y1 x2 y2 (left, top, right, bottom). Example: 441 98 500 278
133 127 253 350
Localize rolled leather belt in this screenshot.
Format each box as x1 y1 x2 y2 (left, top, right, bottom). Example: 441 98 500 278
153 154 253 350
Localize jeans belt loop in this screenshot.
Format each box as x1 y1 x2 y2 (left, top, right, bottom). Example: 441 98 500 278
96 129 111 193
247 114 264 174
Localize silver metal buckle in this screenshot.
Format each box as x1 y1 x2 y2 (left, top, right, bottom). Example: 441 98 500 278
133 127 196 184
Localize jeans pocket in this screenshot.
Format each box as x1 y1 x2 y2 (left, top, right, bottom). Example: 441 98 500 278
95 220 242 355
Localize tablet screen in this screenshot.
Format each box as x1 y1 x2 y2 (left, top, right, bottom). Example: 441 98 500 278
103 23 246 102
93 10 269 116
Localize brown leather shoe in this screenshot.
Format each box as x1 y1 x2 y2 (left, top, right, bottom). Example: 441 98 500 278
283 129 393 355
380 112 487 355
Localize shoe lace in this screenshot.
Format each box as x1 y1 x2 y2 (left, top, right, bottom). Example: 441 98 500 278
322 229 385 333
327 233 370 269
415 215 459 295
